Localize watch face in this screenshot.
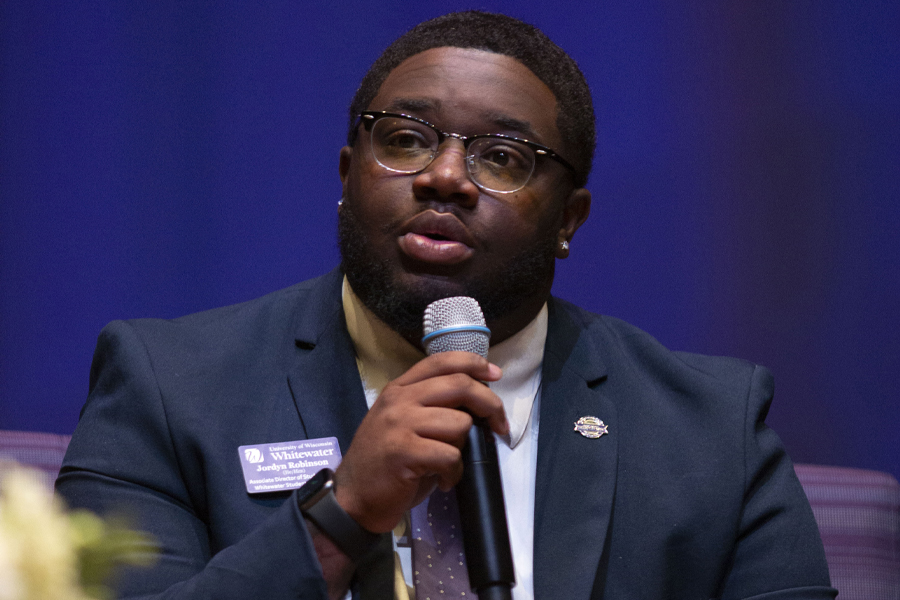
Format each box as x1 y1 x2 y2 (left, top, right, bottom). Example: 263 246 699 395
296 468 332 507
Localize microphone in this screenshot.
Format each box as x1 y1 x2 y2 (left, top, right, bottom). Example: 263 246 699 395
422 297 515 600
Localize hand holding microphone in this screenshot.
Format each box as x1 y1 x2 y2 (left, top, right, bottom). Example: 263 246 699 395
331 297 514 600
422 297 516 600
332 318 507 535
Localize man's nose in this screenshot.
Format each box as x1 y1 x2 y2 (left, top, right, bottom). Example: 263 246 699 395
412 140 480 207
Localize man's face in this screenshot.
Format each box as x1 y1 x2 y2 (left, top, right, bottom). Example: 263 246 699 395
339 47 589 343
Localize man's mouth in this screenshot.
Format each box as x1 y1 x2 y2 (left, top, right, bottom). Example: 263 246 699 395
399 232 473 264
398 211 475 265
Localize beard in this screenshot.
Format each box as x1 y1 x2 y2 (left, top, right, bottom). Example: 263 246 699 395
338 202 558 342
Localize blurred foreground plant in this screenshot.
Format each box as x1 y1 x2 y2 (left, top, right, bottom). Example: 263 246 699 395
0 463 156 600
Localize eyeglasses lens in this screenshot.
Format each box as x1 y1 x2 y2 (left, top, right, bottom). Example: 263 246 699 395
467 138 535 192
370 117 437 173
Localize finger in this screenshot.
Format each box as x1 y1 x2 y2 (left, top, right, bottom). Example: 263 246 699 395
411 406 474 447
437 460 464 492
334 436 462 532
399 436 464 487
404 374 509 436
393 351 502 386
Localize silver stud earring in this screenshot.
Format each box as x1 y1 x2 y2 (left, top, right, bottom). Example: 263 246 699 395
338 197 344 207
561 240 569 251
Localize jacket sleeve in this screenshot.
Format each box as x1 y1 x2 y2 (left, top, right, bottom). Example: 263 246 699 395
56 320 331 599
719 364 836 600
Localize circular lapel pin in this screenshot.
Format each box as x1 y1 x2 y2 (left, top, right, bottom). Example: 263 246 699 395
574 416 609 439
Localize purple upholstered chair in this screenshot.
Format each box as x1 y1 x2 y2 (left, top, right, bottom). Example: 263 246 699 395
795 463 900 600
0 429 72 490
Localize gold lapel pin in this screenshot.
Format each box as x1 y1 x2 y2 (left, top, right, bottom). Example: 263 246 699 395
574 416 609 439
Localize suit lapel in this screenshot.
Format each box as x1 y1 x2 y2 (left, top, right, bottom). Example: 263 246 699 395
284 270 395 597
533 300 618 599
285 269 369 458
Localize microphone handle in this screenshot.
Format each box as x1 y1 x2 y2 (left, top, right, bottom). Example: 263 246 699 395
456 416 515 600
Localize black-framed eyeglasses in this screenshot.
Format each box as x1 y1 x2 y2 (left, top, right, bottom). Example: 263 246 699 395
357 111 576 194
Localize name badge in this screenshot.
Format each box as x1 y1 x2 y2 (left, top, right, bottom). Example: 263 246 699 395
238 437 342 494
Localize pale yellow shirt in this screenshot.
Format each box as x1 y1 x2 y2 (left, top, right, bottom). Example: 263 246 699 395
342 277 545 600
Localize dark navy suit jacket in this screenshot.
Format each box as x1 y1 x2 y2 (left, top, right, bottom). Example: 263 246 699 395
57 268 835 599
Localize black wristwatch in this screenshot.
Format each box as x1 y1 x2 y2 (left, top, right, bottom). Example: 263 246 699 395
296 468 381 562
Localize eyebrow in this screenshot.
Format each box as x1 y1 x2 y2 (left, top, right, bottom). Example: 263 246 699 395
382 98 441 114
483 112 541 142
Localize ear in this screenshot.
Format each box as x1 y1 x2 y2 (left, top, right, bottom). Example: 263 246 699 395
556 187 591 259
339 145 354 187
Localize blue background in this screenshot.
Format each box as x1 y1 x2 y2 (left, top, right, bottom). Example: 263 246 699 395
2 1 898 480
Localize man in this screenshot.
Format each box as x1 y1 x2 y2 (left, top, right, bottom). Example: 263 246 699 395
57 11 835 600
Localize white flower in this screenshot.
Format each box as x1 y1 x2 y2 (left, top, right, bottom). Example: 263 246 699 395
0 528 25 600
0 463 89 600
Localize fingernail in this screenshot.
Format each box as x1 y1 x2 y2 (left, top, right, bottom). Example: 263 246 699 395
488 363 502 379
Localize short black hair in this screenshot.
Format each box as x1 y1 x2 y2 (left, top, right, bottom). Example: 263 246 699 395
347 11 595 188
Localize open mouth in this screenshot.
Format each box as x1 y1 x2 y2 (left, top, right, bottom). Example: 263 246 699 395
399 231 473 265
397 209 476 266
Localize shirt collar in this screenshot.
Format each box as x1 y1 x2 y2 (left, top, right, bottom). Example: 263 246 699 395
342 276 547 449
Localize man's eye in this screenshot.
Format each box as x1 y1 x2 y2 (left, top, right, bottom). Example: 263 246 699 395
483 149 511 166
480 145 528 169
383 130 430 149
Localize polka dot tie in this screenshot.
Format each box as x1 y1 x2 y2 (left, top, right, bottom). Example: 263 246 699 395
410 487 471 598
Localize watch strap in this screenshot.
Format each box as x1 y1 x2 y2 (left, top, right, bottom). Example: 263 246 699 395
300 469 381 562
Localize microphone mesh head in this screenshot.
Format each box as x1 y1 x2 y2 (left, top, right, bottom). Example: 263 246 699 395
423 296 490 358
